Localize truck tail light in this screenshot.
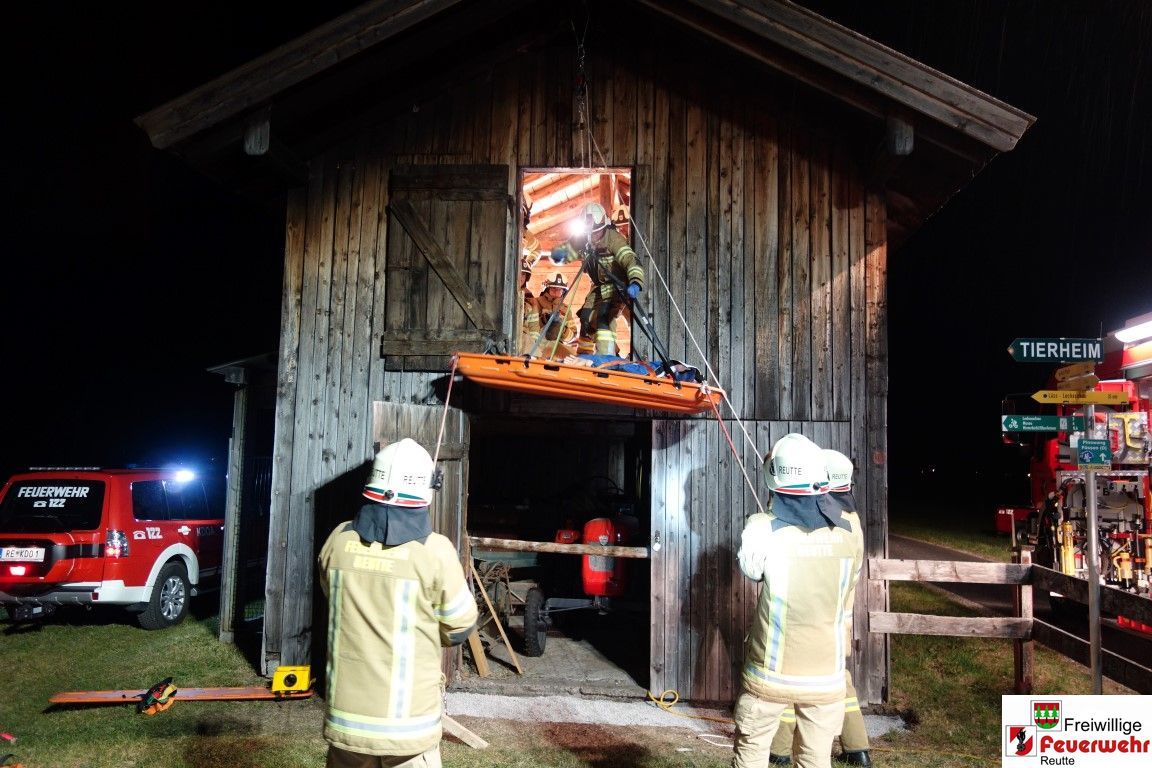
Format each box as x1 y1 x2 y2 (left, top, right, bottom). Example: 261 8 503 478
104 530 129 558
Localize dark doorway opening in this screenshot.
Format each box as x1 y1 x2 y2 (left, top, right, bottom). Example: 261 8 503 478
458 413 651 696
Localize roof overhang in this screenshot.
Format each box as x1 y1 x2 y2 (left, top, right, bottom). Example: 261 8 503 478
135 0 1035 247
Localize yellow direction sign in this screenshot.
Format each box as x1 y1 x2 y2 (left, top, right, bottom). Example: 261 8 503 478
1055 362 1096 382
1057 374 1101 391
1032 390 1127 405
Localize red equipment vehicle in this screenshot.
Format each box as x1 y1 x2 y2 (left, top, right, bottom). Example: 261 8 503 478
0 467 224 629
1001 316 1152 626
518 512 640 657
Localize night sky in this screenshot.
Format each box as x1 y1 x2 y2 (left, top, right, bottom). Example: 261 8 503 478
2 2 1150 499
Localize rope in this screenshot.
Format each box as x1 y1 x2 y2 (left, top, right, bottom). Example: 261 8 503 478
565 4 766 511
630 219 763 467
646 689 734 725
432 355 460 465
570 17 592 169
708 392 766 516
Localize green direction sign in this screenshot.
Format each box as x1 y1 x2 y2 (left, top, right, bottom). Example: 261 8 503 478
1001 415 1085 433
1076 438 1111 470
1007 337 1103 363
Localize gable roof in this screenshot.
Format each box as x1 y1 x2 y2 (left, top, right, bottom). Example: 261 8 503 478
136 0 1035 245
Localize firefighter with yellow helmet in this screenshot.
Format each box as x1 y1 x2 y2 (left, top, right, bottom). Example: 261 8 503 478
733 434 863 768
768 448 871 767
551 201 644 355
318 438 478 768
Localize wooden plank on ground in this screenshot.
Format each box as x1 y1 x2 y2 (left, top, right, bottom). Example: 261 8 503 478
466 631 490 678
443 715 489 749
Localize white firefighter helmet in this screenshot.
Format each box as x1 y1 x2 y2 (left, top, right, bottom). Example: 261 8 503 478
823 449 854 492
575 201 609 236
763 433 829 495
363 438 436 507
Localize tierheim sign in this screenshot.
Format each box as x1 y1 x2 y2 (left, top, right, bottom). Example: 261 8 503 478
1007 337 1104 363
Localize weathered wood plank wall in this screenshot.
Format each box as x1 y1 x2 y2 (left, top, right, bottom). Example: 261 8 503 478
264 29 890 703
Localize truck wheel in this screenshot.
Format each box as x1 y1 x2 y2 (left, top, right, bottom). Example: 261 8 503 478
522 587 547 657
138 562 190 630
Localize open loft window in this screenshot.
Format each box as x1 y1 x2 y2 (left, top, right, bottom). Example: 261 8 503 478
518 168 633 358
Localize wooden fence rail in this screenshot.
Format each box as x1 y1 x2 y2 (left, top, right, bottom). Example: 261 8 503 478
869 551 1152 694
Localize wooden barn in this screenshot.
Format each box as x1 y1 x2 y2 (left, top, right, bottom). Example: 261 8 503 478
136 0 1033 705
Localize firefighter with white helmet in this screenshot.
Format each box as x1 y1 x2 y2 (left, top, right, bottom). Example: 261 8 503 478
733 434 864 768
551 201 644 355
318 438 478 768
768 448 871 767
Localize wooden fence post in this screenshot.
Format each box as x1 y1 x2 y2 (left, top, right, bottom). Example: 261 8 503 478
1014 548 1034 694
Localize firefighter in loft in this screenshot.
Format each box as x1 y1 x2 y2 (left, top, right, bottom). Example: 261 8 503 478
551 201 644 356
534 272 579 359
317 438 479 768
520 256 542 352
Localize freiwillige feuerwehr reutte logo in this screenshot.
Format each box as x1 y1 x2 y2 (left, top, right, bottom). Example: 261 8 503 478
1002 694 1152 766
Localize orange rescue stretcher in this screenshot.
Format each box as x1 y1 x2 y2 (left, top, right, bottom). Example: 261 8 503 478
453 352 724 415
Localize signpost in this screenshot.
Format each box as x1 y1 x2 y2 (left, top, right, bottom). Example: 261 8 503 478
1006 337 1103 363
1031 389 1126 405
1082 405 1105 694
1000 415 1084 433
1008 335 1107 694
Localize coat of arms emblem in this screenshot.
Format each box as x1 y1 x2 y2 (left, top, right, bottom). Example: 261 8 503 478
1033 700 1061 730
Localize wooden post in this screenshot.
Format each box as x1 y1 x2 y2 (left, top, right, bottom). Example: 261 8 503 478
1014 548 1034 694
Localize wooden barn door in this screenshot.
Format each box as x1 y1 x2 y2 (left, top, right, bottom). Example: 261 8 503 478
371 401 470 681
382 165 512 370
650 417 749 704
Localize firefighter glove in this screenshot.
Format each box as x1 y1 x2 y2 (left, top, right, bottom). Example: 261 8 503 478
627 282 641 299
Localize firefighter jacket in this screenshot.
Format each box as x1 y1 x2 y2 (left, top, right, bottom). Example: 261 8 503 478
736 509 863 705
318 523 479 757
522 290 541 349
536 292 578 344
559 228 644 308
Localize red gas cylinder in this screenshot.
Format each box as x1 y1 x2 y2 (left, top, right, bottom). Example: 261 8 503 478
582 517 628 597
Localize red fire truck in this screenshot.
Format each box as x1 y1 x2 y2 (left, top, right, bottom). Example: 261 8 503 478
1000 315 1152 626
